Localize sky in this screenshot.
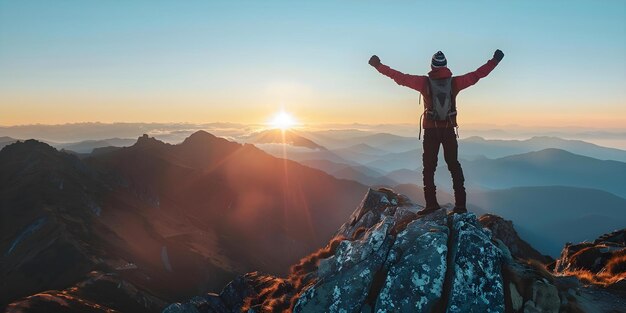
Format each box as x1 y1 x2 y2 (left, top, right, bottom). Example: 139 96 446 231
1 0 625 128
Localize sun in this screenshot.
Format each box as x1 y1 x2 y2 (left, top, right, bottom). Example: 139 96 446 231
269 111 297 130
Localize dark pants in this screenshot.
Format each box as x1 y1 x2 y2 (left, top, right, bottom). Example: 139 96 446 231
422 127 466 208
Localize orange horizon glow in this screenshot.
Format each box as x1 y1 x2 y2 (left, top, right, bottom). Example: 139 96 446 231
2 101 626 129
1 84 625 129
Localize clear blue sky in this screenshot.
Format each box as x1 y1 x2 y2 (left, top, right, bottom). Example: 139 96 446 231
1 0 625 127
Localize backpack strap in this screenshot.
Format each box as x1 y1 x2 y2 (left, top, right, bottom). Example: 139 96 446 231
418 109 426 140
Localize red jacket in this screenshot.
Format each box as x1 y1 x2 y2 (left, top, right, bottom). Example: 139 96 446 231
376 58 499 128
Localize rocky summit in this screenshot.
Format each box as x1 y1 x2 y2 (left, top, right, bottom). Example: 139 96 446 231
162 188 626 313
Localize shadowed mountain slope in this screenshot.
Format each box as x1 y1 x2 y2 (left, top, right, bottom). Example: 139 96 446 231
1 131 368 310
0 140 106 306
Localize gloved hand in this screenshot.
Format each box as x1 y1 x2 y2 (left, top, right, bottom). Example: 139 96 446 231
493 49 504 62
369 55 381 67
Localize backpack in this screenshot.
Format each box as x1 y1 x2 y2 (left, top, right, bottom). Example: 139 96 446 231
426 77 456 121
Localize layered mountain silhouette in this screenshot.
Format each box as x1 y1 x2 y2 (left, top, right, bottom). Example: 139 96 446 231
300 159 394 187
0 136 17 149
377 148 626 194
460 136 626 162
0 136 136 154
56 138 137 153
462 148 626 197
0 131 367 311
163 189 626 313
244 129 326 150
300 131 626 162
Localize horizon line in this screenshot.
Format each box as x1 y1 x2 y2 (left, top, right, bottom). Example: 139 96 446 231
2 121 626 131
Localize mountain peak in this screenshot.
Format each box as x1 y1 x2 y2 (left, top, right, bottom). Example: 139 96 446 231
184 130 217 141
180 130 236 149
0 139 58 156
501 147 579 161
134 134 166 147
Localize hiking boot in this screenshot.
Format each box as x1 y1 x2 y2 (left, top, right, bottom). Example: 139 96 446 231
417 205 441 216
447 207 468 216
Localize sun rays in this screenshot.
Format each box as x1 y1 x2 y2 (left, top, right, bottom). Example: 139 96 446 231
269 111 297 130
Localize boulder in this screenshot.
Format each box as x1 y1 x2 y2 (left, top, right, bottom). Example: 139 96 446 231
447 213 505 313
374 210 449 312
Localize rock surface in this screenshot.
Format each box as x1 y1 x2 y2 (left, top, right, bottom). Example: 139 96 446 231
164 188 626 313
552 228 626 290
447 213 505 313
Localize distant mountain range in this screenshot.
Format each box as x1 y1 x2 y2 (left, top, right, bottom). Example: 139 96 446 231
0 136 17 150
249 133 626 197
380 148 626 197
295 144 626 200
242 129 326 150
460 136 626 161
56 138 137 153
299 159 395 187
295 131 626 162
4 128 626 165
461 148 626 197
0 136 136 154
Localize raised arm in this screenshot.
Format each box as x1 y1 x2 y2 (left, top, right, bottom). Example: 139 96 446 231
454 49 504 92
369 55 428 93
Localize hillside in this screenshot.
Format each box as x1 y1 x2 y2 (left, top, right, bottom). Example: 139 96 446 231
0 131 369 310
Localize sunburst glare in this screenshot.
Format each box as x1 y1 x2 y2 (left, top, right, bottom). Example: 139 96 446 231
269 111 297 130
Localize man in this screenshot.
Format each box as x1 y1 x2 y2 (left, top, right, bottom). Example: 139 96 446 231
368 49 504 215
